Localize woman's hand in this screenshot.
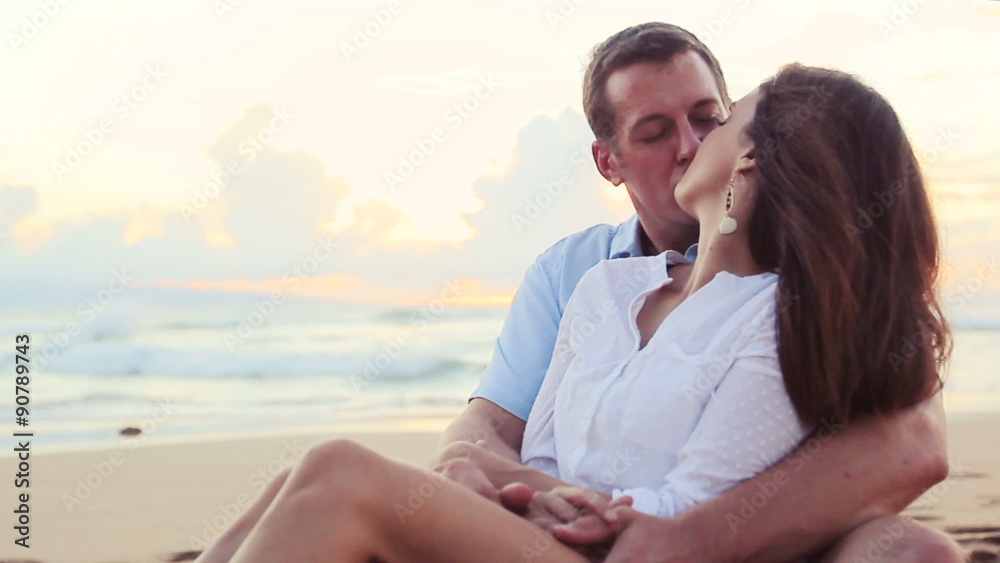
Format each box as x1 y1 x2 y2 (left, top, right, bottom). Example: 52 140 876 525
435 449 500 504
500 483 586 530
548 489 634 545
499 483 633 546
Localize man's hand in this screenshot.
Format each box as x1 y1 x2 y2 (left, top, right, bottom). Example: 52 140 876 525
437 457 500 503
602 506 702 563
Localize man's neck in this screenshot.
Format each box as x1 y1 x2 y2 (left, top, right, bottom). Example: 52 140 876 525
639 218 699 256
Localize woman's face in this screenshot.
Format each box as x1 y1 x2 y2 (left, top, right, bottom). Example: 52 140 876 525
674 88 761 220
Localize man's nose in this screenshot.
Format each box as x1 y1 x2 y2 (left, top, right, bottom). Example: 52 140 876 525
676 122 701 164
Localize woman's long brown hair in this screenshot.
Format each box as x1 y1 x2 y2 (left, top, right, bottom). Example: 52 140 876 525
746 64 951 426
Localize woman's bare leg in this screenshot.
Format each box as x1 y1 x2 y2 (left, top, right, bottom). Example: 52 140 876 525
194 467 293 563
228 439 590 563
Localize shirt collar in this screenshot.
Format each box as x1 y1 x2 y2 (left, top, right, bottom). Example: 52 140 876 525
610 215 699 262
684 243 699 263
609 215 644 259
662 248 694 267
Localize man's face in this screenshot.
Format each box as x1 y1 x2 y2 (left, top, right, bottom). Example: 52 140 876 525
675 89 761 222
593 51 727 228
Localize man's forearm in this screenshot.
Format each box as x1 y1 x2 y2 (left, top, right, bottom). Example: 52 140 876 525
435 398 527 465
671 393 949 562
439 439 576 493
438 415 520 463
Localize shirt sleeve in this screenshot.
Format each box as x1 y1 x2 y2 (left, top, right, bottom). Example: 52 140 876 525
614 313 815 518
470 251 564 421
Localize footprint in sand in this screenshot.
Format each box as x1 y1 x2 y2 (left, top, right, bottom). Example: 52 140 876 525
969 549 1000 562
163 551 202 561
949 469 991 480
947 525 1000 562
979 494 1000 508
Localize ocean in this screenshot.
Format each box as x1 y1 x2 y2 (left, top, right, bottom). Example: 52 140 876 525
1 287 998 452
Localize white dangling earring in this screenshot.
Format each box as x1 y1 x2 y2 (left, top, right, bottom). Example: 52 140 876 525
719 175 738 235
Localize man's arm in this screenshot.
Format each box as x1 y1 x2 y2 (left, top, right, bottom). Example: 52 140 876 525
434 254 565 467
606 392 949 562
436 439 611 496
437 398 525 463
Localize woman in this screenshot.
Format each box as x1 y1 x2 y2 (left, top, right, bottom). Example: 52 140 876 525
195 64 950 562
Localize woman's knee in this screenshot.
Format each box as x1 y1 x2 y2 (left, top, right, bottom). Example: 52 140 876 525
894 522 963 563
286 439 386 497
824 516 963 563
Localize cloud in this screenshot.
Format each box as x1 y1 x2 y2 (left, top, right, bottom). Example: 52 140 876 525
2 105 634 301
0 185 38 233
454 108 625 281
331 108 627 288
255 107 629 294
6 97 996 306
195 103 350 274
4 103 352 282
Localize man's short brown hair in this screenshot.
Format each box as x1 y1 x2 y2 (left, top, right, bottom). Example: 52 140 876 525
583 22 730 142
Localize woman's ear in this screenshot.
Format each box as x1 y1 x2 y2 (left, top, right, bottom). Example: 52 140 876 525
735 146 757 175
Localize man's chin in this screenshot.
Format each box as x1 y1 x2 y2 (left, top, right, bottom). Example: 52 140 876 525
662 206 699 227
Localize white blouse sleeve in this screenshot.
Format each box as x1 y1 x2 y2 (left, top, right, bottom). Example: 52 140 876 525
615 312 815 517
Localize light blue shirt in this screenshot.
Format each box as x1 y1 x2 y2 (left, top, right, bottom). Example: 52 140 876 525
471 215 698 420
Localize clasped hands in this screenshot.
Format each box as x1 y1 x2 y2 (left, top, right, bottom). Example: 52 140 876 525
434 441 634 548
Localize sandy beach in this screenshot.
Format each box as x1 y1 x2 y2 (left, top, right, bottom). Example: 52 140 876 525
2 413 997 563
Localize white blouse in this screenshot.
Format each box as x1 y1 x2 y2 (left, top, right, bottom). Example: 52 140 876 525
521 250 814 517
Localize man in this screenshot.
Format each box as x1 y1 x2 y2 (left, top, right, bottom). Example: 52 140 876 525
436 22 962 561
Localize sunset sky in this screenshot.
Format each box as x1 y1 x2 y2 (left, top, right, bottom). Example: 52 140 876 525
2 0 998 307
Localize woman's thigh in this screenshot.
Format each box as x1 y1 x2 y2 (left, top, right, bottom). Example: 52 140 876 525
311 439 593 562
